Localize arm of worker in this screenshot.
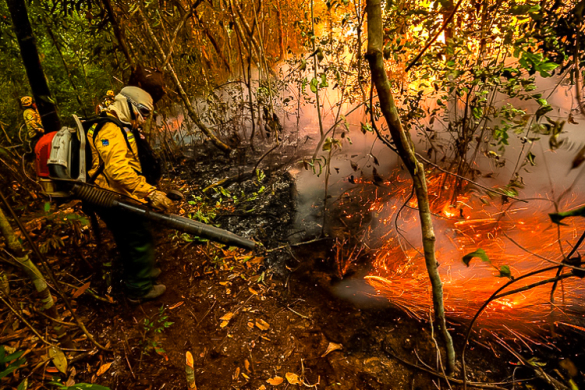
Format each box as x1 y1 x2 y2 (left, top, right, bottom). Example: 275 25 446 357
94 122 155 199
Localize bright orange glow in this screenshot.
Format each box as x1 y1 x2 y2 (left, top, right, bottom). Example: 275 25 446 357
337 169 585 330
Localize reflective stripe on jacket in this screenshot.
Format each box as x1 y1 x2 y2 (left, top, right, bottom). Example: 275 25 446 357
87 121 155 201
23 108 44 139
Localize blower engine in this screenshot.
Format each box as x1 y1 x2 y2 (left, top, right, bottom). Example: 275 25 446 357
34 116 259 251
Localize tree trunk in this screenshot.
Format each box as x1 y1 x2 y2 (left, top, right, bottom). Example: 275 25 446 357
6 0 61 133
365 0 456 373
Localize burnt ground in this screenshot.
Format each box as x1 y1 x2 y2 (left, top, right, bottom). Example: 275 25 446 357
1 142 584 390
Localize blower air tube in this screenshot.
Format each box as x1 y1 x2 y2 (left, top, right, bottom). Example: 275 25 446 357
71 184 258 251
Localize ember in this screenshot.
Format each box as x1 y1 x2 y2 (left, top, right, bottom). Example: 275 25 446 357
336 170 585 329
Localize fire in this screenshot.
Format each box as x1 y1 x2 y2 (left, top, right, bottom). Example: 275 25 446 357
337 169 585 329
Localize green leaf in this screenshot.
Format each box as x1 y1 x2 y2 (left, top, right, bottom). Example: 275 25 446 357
44 202 51 213
526 152 536 166
462 249 490 266
310 77 319 93
498 265 513 279
319 74 328 88
17 379 27 390
49 345 67 374
549 205 585 225
361 122 373 134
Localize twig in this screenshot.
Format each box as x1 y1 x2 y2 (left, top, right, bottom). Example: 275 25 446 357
404 0 465 72
0 294 52 346
0 188 108 351
461 265 561 389
415 154 527 203
253 144 280 173
503 231 585 272
34 309 77 327
195 300 217 328
429 310 452 390
123 332 136 380
286 305 309 319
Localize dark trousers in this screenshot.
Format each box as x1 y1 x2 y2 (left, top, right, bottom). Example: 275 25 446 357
96 207 155 298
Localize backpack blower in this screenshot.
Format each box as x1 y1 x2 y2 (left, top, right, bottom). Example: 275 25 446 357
34 115 259 251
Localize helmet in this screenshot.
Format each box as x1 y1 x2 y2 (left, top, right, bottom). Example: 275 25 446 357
106 90 115 97
119 86 154 118
21 96 33 107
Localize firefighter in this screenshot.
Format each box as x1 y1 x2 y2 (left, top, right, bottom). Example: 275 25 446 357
95 90 116 115
88 86 174 303
21 96 44 154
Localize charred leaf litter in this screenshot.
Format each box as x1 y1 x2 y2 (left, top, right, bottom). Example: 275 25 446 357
49 141 577 390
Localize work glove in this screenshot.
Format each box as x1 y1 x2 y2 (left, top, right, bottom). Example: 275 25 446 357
146 190 175 213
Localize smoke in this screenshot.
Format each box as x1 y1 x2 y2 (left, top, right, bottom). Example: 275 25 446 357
286 73 585 322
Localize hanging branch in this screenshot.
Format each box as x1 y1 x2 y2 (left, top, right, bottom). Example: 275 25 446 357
404 0 465 73
460 265 576 389
365 0 456 373
101 0 134 66
138 6 231 152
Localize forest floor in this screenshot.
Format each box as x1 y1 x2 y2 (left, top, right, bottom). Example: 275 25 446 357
1 143 582 390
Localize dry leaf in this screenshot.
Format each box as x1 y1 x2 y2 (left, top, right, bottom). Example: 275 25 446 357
286 372 302 385
219 281 229 286
249 288 258 295
242 373 250 379
258 386 266 390
220 312 234 321
186 351 194 368
233 367 240 380
266 376 283 385
49 346 67 374
245 359 251 373
321 342 343 357
96 362 112 376
247 322 255 329
72 282 90 299
255 319 270 331
169 301 184 310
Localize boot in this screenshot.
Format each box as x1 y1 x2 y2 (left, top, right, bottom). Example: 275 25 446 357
151 267 162 279
128 284 166 304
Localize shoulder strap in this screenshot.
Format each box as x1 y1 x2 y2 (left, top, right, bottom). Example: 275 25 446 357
83 116 133 184
84 116 134 155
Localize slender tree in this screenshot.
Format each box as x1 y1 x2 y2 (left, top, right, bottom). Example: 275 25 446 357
365 0 456 373
6 0 61 133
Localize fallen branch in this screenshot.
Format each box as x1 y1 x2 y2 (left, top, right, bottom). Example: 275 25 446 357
0 294 52 346
383 346 509 389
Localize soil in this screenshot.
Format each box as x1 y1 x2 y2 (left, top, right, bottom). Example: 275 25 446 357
1 142 584 390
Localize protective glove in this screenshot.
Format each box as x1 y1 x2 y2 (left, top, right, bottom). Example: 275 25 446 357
146 190 175 213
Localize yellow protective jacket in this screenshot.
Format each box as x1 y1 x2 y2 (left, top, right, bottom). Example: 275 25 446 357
23 108 44 139
87 119 155 201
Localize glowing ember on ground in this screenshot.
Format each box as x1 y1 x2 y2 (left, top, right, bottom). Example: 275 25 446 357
336 170 585 329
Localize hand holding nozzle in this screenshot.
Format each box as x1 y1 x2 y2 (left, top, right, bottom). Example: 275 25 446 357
146 190 175 213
